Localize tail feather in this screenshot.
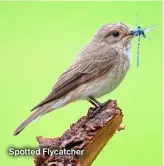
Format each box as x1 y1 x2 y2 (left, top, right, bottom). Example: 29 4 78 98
13 107 52 136
14 97 71 136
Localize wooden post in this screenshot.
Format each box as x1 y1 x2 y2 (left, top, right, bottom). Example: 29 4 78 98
34 100 124 166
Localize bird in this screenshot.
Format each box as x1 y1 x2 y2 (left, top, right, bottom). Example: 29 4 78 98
14 22 134 136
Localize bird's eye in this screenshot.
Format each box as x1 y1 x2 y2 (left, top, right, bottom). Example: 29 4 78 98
112 31 119 37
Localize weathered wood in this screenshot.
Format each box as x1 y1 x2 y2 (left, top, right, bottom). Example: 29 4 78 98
34 100 124 166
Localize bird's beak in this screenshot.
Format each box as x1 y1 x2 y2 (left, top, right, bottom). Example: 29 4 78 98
129 30 135 36
122 29 135 45
125 30 134 41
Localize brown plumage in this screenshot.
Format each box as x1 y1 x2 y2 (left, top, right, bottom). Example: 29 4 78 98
14 23 134 136
31 48 118 111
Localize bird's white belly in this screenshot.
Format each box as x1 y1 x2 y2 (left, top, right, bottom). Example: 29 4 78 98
79 56 130 99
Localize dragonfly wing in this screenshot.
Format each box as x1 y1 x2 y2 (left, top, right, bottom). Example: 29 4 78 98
144 24 157 33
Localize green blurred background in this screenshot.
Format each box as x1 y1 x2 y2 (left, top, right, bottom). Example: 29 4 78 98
0 2 162 166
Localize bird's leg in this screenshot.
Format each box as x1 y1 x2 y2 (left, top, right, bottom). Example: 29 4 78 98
88 96 102 108
88 96 108 118
88 99 99 108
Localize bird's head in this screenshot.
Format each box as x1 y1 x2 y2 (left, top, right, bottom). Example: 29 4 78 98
93 22 134 47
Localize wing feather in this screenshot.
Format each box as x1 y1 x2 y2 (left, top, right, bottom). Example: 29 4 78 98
31 47 118 111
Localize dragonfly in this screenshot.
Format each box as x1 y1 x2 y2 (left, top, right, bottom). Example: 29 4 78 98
133 24 157 67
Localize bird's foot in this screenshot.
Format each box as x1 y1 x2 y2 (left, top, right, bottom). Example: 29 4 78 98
88 97 112 119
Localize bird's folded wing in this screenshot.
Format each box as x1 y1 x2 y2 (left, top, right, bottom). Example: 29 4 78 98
31 48 118 111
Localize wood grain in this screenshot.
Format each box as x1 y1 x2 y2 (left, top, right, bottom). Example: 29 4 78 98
34 100 124 166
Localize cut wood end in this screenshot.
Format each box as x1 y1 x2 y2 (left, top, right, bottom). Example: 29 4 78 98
117 125 126 131
34 100 124 166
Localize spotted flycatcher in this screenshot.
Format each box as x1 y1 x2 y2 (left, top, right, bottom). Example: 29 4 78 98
14 22 134 135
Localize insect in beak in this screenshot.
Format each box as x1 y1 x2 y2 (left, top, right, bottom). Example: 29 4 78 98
133 26 146 38
132 24 156 67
